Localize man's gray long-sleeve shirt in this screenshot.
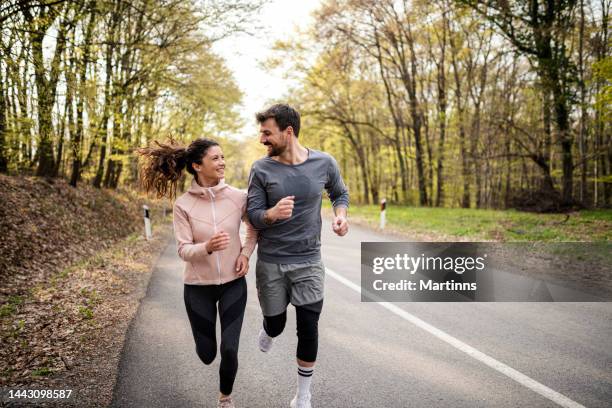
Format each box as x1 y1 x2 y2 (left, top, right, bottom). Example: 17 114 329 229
247 149 349 264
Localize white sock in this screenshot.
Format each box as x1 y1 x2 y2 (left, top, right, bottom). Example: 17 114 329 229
297 364 314 398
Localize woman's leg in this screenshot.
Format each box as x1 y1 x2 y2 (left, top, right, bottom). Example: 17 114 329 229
184 284 219 365
217 277 248 396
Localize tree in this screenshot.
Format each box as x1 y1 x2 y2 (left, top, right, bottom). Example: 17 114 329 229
457 0 580 205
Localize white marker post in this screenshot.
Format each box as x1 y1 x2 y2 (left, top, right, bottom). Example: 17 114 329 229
143 205 152 240
380 198 386 230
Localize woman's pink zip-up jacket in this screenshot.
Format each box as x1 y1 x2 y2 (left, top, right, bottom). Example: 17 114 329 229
173 179 257 285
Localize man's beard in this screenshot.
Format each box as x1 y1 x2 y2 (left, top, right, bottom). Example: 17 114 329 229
266 143 286 157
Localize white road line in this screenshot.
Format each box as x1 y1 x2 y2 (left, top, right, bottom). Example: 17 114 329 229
325 267 586 408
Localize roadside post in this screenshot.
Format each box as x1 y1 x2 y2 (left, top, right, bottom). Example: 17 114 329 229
380 198 386 230
143 205 152 240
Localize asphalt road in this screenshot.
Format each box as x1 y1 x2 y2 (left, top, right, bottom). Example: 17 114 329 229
111 220 612 408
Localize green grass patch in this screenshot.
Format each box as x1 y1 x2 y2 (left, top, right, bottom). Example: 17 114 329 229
0 295 24 318
78 306 94 320
31 367 52 377
126 232 141 243
340 204 612 241
80 288 100 306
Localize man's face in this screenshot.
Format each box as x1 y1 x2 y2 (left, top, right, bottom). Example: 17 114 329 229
259 118 290 157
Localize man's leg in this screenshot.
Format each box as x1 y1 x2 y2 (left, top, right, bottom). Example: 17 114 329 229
287 260 325 408
263 310 287 337
293 300 322 406
257 309 287 352
256 259 290 351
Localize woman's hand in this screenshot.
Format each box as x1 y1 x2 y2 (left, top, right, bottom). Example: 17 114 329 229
235 254 250 277
205 230 230 253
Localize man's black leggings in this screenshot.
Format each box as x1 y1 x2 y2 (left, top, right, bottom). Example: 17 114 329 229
184 277 247 395
263 300 323 362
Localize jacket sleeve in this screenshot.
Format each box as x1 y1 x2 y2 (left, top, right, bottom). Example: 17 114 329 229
325 155 349 209
246 166 275 230
173 202 210 262
240 211 258 258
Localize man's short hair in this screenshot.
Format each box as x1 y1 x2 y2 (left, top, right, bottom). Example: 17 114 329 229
256 104 301 137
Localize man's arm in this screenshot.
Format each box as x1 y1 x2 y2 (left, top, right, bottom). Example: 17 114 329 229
246 166 274 230
325 155 349 236
334 205 347 218
247 166 294 229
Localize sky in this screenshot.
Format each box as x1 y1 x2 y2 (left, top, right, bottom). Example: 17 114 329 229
211 0 321 140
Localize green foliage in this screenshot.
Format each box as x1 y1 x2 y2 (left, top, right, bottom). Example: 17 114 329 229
31 367 53 377
80 288 100 306
592 56 612 122
0 0 260 185
0 296 24 318
271 0 612 208
78 306 94 320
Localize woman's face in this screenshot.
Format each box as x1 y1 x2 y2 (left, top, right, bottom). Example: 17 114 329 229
193 145 225 182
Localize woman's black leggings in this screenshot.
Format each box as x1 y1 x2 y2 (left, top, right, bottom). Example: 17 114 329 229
263 300 323 362
184 277 247 395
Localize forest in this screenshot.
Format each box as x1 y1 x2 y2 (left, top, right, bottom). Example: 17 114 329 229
0 0 610 211
0 0 260 187
279 0 611 210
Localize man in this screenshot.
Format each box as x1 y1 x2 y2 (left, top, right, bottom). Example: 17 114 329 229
247 104 349 408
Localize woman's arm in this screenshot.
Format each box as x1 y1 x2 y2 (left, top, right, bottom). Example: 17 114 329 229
173 203 210 262
240 213 258 258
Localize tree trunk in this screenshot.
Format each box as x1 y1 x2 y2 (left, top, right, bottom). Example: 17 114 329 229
0 59 7 173
30 11 70 177
449 29 470 208
94 4 119 188
32 27 56 177
434 9 448 207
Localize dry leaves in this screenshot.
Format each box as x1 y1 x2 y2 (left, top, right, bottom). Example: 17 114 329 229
0 175 172 407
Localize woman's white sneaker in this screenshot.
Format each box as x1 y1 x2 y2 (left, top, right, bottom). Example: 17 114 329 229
258 328 274 352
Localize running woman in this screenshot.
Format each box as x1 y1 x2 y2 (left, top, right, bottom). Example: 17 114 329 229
138 138 257 408
247 104 349 408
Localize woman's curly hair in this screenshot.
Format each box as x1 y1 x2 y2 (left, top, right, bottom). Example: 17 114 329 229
137 138 219 199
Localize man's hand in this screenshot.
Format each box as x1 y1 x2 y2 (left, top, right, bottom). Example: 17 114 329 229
235 254 249 277
332 214 349 236
205 230 230 253
264 195 295 224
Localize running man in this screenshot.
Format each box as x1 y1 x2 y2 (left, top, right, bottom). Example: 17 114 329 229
247 104 349 408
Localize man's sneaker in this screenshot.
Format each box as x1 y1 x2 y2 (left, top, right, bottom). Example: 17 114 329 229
258 328 274 352
217 396 234 408
290 392 312 408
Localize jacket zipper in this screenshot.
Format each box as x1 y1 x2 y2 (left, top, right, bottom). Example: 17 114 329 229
208 188 222 285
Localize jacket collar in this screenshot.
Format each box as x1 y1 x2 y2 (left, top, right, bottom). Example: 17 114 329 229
187 178 228 199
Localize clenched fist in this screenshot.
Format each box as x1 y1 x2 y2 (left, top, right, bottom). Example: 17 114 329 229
265 196 295 224
205 230 230 253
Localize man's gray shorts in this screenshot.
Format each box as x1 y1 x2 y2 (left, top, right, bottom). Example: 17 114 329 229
255 258 325 317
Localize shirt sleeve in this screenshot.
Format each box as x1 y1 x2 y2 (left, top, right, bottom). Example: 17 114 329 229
173 202 210 262
325 155 349 209
246 165 275 230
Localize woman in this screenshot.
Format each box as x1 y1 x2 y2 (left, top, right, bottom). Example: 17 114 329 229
138 138 257 408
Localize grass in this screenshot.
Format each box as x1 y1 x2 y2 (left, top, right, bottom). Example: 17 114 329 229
78 306 94 320
0 295 24 318
334 203 612 241
31 367 52 377
80 288 100 306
